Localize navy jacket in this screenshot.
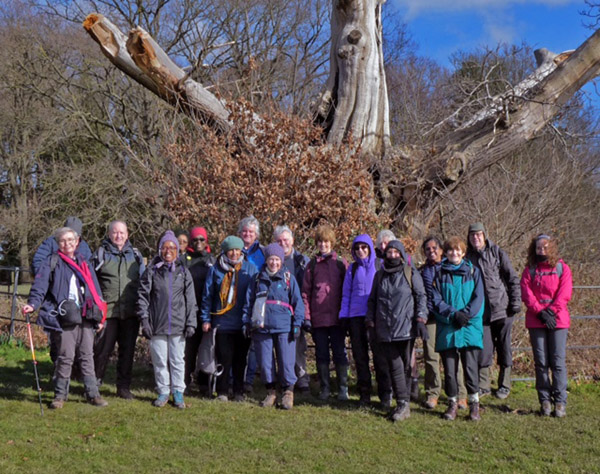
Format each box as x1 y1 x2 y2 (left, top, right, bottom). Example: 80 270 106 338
243 268 305 334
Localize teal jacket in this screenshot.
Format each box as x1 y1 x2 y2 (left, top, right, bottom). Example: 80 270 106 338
431 259 484 352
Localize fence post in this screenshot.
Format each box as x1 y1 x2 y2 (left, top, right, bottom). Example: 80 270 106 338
8 266 20 341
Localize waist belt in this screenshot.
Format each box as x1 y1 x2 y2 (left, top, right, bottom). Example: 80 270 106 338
266 299 294 315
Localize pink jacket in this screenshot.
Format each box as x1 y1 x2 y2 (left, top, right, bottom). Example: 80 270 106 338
520 259 572 329
302 252 347 328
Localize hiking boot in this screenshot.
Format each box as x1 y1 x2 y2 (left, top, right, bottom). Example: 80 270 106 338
495 387 510 400
153 393 169 407
424 396 438 410
478 388 491 398
468 402 481 421
260 389 277 408
359 391 371 407
233 393 245 402
215 394 229 402
540 400 552 417
457 399 468 410
317 363 330 401
410 377 420 402
173 391 185 409
443 401 458 421
390 401 410 422
336 365 349 401
296 385 310 395
117 387 134 400
243 382 254 394
281 390 294 410
89 396 108 407
380 395 392 411
554 403 567 418
49 398 65 410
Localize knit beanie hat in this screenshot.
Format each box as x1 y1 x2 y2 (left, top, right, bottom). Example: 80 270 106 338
189 226 208 241
468 222 485 234
221 235 244 253
264 243 285 262
64 216 83 236
158 230 179 253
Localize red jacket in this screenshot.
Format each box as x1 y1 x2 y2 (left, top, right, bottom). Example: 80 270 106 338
520 259 572 329
302 252 347 328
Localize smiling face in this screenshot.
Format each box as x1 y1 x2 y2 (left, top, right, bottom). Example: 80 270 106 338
241 225 257 249
226 248 242 261
266 255 282 273
57 231 79 258
161 242 178 263
353 242 370 259
177 234 188 253
536 238 549 256
469 231 486 251
317 240 332 255
192 235 206 253
423 239 442 264
446 246 465 265
109 222 129 251
276 231 294 257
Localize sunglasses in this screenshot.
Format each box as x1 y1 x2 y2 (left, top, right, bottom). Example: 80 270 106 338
354 244 369 251
192 237 206 243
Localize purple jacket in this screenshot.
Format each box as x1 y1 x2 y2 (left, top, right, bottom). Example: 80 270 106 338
339 234 376 319
302 251 347 328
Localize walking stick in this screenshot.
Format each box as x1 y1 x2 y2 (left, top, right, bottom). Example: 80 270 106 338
24 312 44 416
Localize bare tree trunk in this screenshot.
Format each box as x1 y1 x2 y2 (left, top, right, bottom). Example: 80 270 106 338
315 0 390 156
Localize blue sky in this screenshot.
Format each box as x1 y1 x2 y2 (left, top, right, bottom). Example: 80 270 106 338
393 0 593 67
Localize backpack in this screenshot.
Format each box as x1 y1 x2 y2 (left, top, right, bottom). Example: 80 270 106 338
94 245 144 271
528 262 563 279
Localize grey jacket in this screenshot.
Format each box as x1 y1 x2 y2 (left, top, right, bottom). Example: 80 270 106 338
466 239 521 323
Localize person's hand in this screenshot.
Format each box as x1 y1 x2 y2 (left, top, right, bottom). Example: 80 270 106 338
22 304 34 314
302 319 312 334
508 305 521 318
289 326 300 342
242 324 251 339
416 320 429 341
365 320 376 343
141 319 152 339
537 309 557 329
185 326 195 338
454 311 470 328
202 322 211 333
96 322 105 332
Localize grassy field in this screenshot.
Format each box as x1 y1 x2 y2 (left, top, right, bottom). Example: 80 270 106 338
1 341 599 474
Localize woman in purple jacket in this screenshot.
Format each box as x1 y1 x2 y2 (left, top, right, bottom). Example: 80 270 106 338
339 234 377 405
302 224 348 401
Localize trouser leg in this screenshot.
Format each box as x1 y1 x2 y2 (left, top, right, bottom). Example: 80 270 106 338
492 317 514 390
231 332 251 396
460 348 481 397
116 318 139 390
478 324 493 391
294 329 309 389
78 322 99 399
329 325 349 366
274 332 297 389
150 335 170 395
215 332 234 396
371 340 392 401
382 341 411 402
529 328 551 403
93 318 118 384
548 329 569 405
423 323 441 398
441 349 459 399
168 334 186 393
254 333 276 386
348 317 372 394
184 324 202 387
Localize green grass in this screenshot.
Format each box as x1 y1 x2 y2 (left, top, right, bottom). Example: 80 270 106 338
1 343 599 474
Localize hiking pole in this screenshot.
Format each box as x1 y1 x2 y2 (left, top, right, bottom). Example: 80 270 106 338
24 311 44 416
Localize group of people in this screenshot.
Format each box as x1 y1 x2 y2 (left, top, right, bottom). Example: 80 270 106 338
23 216 573 421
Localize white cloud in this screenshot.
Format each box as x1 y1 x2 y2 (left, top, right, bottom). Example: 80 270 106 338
396 0 578 20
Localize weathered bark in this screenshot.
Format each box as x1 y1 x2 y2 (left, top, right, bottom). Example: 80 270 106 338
83 14 231 132
315 0 390 156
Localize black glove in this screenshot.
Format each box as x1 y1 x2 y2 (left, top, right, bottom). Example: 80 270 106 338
365 321 376 343
141 319 152 339
454 311 470 328
302 319 312 334
184 326 195 338
508 305 521 318
243 324 251 339
416 321 429 341
537 309 557 329
289 326 300 342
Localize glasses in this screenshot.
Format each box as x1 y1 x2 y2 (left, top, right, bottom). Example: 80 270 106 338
354 244 369 251
192 237 205 243
58 238 76 244
161 245 178 251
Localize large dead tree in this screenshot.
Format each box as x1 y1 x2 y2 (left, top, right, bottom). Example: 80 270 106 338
83 2 600 233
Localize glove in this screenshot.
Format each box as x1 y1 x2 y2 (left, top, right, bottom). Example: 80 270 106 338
289 326 300 342
537 309 557 330
302 319 312 334
508 305 521 318
184 326 195 338
141 319 152 339
416 321 429 341
365 321 376 343
243 324 251 339
454 311 470 328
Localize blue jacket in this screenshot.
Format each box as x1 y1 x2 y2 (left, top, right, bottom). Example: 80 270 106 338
431 259 485 351
243 241 265 270
339 234 377 319
283 249 310 289
27 252 103 332
243 268 305 334
31 236 92 275
200 257 258 332
419 261 441 322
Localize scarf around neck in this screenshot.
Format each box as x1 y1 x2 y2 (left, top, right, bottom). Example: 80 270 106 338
212 254 244 315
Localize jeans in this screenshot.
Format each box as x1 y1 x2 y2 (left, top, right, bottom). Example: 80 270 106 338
150 334 186 395
529 328 568 404
253 332 297 389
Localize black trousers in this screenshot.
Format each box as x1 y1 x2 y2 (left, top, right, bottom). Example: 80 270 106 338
379 339 413 402
479 317 514 368
93 317 139 389
184 328 209 387
441 347 480 398
215 331 251 397
347 317 372 393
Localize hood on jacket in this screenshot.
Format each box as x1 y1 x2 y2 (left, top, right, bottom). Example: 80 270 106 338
351 234 375 267
385 239 409 264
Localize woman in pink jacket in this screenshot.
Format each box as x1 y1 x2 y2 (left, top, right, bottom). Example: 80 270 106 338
520 234 572 418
